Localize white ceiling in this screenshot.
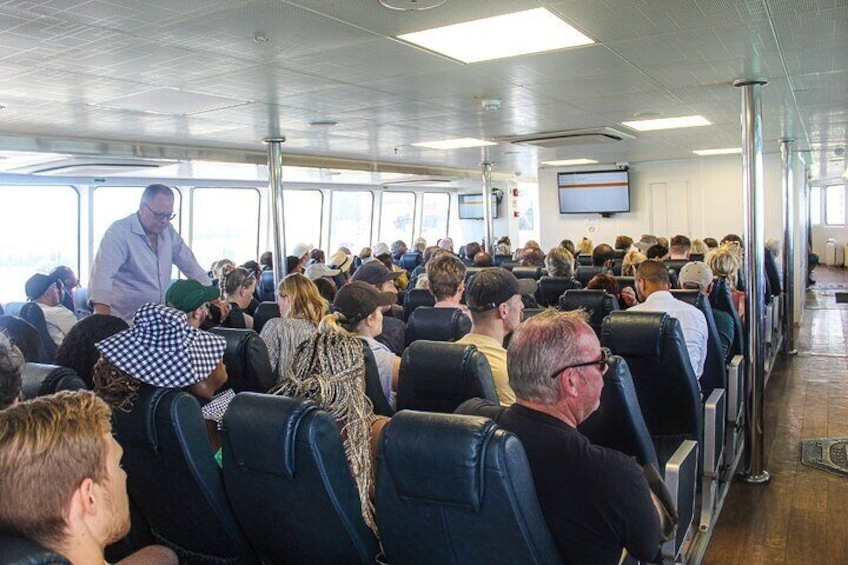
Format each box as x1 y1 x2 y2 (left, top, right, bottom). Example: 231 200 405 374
0 0 844 180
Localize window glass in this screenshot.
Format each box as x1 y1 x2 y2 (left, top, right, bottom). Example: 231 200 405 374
192 188 261 271
810 186 821 226
420 192 450 247
825 184 845 226
0 185 79 301
379 192 415 247
283 189 323 253
329 191 373 254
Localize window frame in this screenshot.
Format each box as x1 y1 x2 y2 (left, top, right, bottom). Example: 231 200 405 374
378 190 417 245
328 189 375 253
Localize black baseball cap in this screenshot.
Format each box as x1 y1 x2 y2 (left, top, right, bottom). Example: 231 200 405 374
465 268 520 312
333 281 397 323
350 261 403 286
25 274 58 301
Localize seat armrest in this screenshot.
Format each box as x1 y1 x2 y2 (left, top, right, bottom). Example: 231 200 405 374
700 388 725 532
726 355 744 424
661 440 698 563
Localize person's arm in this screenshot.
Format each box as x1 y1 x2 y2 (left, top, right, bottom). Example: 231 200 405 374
259 320 282 381
170 230 212 285
391 355 401 390
116 545 178 565
88 224 128 315
619 286 638 308
616 463 664 561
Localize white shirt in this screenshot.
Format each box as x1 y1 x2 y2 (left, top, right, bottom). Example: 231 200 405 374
628 290 708 380
37 303 78 346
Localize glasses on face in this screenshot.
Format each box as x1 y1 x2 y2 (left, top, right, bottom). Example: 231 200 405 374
144 203 176 221
548 347 611 379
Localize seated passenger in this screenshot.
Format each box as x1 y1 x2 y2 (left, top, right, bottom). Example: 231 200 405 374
591 243 615 268
577 237 594 256
25 273 78 346
0 333 23 409
351 261 406 355
240 260 263 315
614 235 634 252
305 262 341 284
413 237 427 253
496 309 665 563
166 278 220 329
587 272 637 308
708 246 746 321
50 265 79 312
520 247 546 267
217 267 257 330
289 242 313 274
437 237 454 253
308 248 326 266
560 239 576 256
690 238 710 258
426 252 469 315
645 244 669 260
495 236 511 256
544 247 580 288
313 277 338 303
324 282 399 409
473 251 494 267
621 251 647 276
373 242 409 292
678 262 734 361
635 235 658 254
669 235 691 260
457 268 523 406
259 250 273 271
464 241 482 262
0 391 177 565
703 237 719 250
260 273 327 384
54 314 130 389
328 249 354 286
272 327 388 536
390 240 408 265
629 261 708 380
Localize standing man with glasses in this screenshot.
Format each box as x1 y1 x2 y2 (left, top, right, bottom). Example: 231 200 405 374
90 184 228 323
468 309 666 564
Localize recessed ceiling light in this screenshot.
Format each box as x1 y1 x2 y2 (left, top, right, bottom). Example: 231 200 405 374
693 147 742 156
541 158 598 166
621 115 711 131
397 8 594 64
412 138 497 150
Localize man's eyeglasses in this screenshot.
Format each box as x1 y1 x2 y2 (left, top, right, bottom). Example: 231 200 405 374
549 347 611 379
144 203 176 221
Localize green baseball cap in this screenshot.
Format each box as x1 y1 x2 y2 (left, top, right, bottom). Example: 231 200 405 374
166 279 220 313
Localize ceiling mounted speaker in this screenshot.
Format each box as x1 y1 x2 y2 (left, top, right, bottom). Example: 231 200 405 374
379 0 448 11
500 127 635 148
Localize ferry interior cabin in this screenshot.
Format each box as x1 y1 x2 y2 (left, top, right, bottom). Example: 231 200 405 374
0 1 846 564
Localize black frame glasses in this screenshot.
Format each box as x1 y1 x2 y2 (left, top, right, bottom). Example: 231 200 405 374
548 347 611 379
144 203 176 221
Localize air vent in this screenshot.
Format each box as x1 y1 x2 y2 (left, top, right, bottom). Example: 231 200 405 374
382 177 453 186
18 158 171 176
501 127 635 148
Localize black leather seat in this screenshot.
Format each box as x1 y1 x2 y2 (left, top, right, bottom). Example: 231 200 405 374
664 259 689 274
574 266 607 288
511 266 543 280
222 393 379 565
399 251 423 271
21 363 87 398
403 288 436 322
558 290 619 336
614 276 636 294
397 341 498 413
613 249 627 259
709 277 744 357
19 302 56 363
405 307 471 346
111 384 257 564
0 533 70 564
499 261 518 271
576 254 593 267
73 287 91 319
361 340 395 417
611 258 623 276
208 327 274 393
669 291 726 398
536 276 582 307
258 270 276 302
376 411 563 565
493 254 512 267
252 301 279 334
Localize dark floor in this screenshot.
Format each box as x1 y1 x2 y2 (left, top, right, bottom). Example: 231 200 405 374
704 267 848 564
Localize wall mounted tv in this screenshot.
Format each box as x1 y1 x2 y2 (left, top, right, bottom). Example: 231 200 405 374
557 169 630 217
458 193 499 220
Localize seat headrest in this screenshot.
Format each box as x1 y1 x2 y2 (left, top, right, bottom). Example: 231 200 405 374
224 393 320 479
208 327 273 393
511 266 542 280
669 289 700 306
114 384 177 450
380 410 497 511
401 341 483 396
21 363 87 399
405 307 470 344
559 290 619 327
601 311 669 361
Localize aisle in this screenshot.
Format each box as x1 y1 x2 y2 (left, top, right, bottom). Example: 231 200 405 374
704 267 848 564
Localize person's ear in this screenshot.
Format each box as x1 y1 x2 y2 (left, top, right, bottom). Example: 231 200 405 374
75 477 97 516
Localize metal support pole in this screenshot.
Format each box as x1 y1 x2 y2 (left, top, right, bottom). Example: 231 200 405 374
481 161 494 254
265 137 287 287
780 139 798 355
734 78 770 484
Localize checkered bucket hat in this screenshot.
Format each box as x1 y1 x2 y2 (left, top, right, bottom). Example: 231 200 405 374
96 303 226 388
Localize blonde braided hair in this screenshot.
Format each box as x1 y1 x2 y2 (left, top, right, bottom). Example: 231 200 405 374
272 327 378 534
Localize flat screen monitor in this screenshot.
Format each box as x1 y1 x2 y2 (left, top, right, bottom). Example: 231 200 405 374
458 193 499 220
557 169 630 215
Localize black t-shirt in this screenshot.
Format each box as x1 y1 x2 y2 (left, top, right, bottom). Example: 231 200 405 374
498 404 661 565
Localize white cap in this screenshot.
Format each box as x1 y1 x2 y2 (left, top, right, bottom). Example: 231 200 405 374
328 251 353 272
305 263 341 280
372 242 390 257
290 242 313 258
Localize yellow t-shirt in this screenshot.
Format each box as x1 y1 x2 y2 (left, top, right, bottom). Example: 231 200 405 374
457 333 515 406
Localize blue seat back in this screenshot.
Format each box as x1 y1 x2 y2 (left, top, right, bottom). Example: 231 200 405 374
223 394 379 564
399 251 423 271
558 290 619 335
536 276 581 307
252 301 279 334
709 277 744 357
405 307 471 346
21 363 87 399
208 327 274 394
19 303 56 363
403 288 436 322
670 290 727 397
376 411 563 565
573 266 606 287
258 271 276 303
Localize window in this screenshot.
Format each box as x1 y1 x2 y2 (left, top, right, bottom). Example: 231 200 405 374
191 188 261 271
379 192 416 246
420 192 450 247
283 189 323 253
810 186 821 226
825 184 845 226
93 186 182 252
329 191 374 254
0 185 79 301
